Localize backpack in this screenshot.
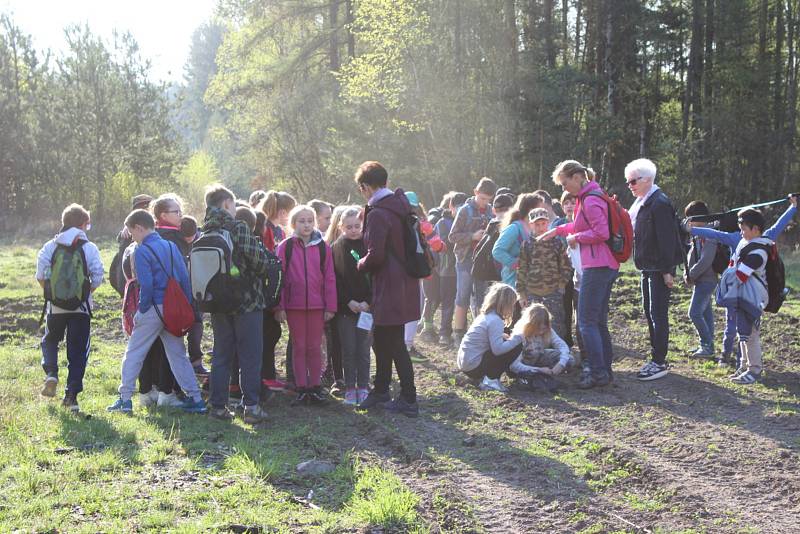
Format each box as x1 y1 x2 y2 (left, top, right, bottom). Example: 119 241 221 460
143 243 195 336
122 279 139 336
711 242 732 275
742 241 787 314
580 190 633 263
190 229 244 314
390 211 435 279
44 240 91 311
471 222 503 282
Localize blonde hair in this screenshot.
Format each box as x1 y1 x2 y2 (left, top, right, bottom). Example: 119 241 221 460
513 303 552 344
288 205 315 231
326 205 361 244
259 190 297 221
479 283 518 324
151 193 184 221
551 160 595 185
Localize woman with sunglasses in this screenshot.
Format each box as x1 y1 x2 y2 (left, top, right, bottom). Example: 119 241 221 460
625 159 686 382
538 160 620 389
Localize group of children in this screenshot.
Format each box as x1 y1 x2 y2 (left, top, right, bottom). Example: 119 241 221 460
34 174 797 416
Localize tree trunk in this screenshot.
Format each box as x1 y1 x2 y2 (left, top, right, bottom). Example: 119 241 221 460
329 0 340 72
345 0 355 58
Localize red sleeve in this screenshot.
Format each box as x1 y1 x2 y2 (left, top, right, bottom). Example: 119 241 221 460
262 226 275 252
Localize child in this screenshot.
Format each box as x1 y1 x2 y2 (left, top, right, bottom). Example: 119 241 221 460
551 191 583 356
492 193 541 288
690 194 797 367
203 185 271 423
517 208 572 340
509 303 573 377
37 204 105 412
716 208 773 384
323 206 349 395
257 190 296 389
180 215 199 245
180 214 207 376
275 205 337 405
107 209 206 414
331 206 372 405
683 201 719 358
309 199 334 235
432 192 467 347
456 283 523 392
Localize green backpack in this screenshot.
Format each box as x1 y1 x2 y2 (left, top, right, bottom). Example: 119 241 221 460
44 241 91 311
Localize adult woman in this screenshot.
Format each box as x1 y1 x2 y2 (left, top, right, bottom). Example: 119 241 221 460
491 193 543 288
538 161 619 389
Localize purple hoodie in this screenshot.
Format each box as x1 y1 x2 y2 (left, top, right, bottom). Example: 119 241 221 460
554 181 620 270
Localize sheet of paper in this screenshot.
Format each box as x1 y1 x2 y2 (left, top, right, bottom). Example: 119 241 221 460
357 312 373 331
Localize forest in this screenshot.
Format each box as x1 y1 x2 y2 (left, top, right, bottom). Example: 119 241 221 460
2 0 799 233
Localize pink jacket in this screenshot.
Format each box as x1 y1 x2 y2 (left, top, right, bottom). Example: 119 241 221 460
555 181 620 270
276 233 337 312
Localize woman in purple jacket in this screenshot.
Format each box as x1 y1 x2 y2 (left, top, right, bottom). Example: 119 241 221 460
275 205 337 405
539 160 620 389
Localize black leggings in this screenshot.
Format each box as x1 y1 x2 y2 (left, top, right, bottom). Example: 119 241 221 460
464 345 523 380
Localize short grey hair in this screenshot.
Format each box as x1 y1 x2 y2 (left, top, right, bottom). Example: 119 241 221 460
624 158 657 183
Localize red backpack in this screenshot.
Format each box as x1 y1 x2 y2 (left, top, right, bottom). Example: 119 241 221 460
143 243 195 337
580 190 634 264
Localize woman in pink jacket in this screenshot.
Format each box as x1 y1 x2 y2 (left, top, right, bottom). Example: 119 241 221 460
275 205 337 405
539 160 620 389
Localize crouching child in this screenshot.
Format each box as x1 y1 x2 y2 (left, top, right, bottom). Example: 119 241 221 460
107 210 206 414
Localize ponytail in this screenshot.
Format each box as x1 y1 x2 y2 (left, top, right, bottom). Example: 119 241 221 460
501 193 543 230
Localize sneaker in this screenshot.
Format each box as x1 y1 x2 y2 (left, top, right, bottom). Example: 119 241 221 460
717 353 735 367
636 361 669 381
62 393 79 413
691 346 715 358
262 378 287 391
438 334 453 348
157 392 186 408
193 363 210 377
408 346 428 363
478 376 508 393
308 387 328 405
181 397 208 414
729 366 747 379
731 371 760 385
107 398 133 414
384 396 419 418
452 332 465 347
291 390 310 407
41 376 58 397
357 390 391 409
209 406 234 420
343 388 358 406
419 328 438 343
243 404 268 423
329 380 345 398
139 387 159 408
577 369 611 389
356 388 370 404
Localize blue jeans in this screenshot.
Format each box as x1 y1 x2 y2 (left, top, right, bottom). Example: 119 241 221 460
688 281 715 350
41 313 91 395
455 259 488 318
578 268 618 377
641 272 671 364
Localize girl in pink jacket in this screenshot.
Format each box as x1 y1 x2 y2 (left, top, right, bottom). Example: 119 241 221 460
275 205 337 405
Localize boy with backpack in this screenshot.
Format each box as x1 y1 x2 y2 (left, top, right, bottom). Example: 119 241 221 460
107 209 206 414
37 203 105 412
197 185 273 423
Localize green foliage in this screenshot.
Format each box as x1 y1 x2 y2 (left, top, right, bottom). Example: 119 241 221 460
174 151 221 218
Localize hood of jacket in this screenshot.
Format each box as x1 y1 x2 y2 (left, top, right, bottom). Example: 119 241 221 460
290 230 324 247
55 227 89 246
373 188 413 218
202 206 235 232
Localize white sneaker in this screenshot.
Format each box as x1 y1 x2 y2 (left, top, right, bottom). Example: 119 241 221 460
157 392 185 408
139 388 159 407
479 376 508 392
41 376 58 397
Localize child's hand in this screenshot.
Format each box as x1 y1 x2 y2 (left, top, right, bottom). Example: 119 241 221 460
551 364 564 375
359 302 370 312
663 273 674 289
348 300 361 313
324 311 335 322
274 310 287 323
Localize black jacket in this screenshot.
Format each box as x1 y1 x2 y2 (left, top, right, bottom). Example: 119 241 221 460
332 236 371 315
633 189 684 274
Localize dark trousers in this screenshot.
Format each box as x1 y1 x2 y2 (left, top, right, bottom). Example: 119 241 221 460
261 311 282 380
323 319 344 382
562 279 575 347
139 339 179 394
438 275 457 337
372 324 416 402
641 271 671 364
422 273 440 324
187 320 204 363
41 313 91 395
210 310 264 408
464 345 523 380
